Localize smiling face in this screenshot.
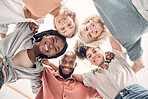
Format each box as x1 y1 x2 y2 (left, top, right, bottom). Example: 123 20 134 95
59 51 76 75
80 20 104 39
39 35 65 57
86 47 104 66
54 14 76 38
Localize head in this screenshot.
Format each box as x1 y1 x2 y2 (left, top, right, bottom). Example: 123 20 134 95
78 14 110 47
74 40 104 66
34 30 68 59
53 7 79 38
59 51 77 79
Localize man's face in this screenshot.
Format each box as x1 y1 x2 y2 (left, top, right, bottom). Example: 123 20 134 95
59 52 76 75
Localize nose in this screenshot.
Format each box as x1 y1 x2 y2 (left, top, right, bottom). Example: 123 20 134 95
49 44 54 49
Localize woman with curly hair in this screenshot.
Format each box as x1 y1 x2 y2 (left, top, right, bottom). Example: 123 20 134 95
0 22 68 93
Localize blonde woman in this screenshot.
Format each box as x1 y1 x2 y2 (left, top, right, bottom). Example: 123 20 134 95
78 14 146 73
78 14 110 47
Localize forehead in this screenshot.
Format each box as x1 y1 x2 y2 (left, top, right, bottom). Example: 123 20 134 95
86 47 100 55
62 53 76 60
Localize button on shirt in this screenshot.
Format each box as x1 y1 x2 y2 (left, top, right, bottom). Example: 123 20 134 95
35 67 103 99
82 49 138 99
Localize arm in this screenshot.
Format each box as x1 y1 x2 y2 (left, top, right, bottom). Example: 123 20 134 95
109 36 123 52
0 24 8 39
109 36 144 73
72 74 83 83
40 58 59 70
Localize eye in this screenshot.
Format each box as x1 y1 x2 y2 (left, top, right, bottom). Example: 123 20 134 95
62 60 66 63
61 27 65 31
68 23 71 27
86 27 88 31
70 61 74 65
55 48 57 52
87 55 91 59
88 34 92 38
93 50 96 54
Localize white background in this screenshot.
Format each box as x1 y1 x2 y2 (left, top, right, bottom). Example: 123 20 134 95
0 0 148 99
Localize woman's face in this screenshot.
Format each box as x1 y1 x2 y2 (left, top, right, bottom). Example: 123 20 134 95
54 14 76 38
39 35 65 57
80 21 104 39
86 47 104 66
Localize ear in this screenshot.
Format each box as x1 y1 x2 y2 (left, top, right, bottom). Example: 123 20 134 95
75 62 77 68
59 60 61 65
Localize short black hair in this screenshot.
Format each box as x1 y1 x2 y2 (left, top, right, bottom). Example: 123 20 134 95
34 30 68 59
74 40 89 60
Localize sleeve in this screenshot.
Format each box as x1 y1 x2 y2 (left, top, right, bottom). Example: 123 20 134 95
0 22 34 58
82 72 97 88
0 24 9 34
126 38 143 61
112 49 127 60
30 77 42 94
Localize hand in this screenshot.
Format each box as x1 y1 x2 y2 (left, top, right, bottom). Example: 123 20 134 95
40 58 50 66
105 51 115 61
29 22 39 33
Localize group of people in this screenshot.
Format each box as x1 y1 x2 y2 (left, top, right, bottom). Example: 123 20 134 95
0 0 148 99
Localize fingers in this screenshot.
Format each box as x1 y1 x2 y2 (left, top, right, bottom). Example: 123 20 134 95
105 52 115 60
29 22 39 33
41 58 50 65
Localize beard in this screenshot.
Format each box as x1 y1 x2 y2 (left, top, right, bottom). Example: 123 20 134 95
59 65 75 80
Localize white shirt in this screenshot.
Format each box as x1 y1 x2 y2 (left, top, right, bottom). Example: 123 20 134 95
82 49 138 99
132 0 148 22
0 0 44 34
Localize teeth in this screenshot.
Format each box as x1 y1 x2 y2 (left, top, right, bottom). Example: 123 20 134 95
45 44 48 51
93 26 97 33
60 18 65 23
64 68 70 71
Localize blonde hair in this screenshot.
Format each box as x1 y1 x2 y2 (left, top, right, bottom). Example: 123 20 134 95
79 14 110 47
53 7 79 38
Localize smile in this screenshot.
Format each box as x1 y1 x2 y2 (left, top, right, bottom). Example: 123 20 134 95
59 18 66 23
44 42 49 52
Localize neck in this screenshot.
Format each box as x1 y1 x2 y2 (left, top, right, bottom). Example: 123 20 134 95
33 42 41 57
50 6 61 17
99 62 108 69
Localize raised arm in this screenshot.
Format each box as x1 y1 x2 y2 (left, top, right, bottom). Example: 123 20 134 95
72 74 83 83
109 36 123 52
109 36 144 73
40 58 59 70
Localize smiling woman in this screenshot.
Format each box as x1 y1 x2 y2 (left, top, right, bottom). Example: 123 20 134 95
0 22 68 93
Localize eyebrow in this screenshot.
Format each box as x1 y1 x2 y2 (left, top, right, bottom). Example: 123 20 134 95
70 26 74 29
57 47 60 52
